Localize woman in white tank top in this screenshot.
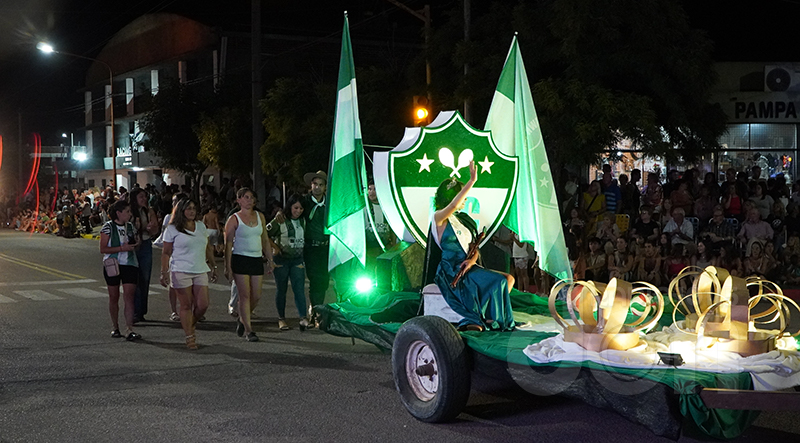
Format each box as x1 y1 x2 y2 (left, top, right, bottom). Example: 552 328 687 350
224 188 274 342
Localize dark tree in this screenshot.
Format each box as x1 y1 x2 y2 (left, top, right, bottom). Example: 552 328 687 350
139 80 209 197
418 0 727 171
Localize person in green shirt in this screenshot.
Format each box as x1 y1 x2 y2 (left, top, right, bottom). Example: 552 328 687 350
267 194 310 331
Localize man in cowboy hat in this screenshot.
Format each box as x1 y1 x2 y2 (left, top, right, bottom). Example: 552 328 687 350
302 170 330 325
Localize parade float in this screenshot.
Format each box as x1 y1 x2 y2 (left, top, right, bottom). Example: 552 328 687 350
318 17 800 440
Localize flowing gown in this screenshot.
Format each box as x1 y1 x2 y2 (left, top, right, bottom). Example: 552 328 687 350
433 218 515 331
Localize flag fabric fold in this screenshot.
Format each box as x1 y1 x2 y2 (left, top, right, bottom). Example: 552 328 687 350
327 14 368 271
484 36 572 281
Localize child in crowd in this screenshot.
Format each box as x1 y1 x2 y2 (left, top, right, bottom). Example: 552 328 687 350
634 239 662 288
582 236 608 283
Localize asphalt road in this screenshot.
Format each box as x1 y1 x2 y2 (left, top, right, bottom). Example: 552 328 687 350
1 229 799 442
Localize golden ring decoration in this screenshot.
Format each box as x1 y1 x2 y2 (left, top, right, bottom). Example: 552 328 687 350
549 278 665 352
668 266 800 356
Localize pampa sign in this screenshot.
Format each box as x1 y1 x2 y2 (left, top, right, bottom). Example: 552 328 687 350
373 111 518 248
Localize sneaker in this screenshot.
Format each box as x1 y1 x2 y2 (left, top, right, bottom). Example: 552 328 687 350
246 332 259 342
298 318 309 332
126 332 142 341
111 329 122 338
278 319 290 331
236 320 245 337
169 312 180 322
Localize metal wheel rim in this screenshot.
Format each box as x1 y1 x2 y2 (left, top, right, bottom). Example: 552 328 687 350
405 340 438 401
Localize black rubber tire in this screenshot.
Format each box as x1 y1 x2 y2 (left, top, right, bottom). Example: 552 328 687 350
391 316 471 423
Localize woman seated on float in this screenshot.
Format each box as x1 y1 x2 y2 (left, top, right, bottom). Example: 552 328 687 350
431 160 515 332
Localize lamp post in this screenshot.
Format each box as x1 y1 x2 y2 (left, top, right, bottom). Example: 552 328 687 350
38 43 116 189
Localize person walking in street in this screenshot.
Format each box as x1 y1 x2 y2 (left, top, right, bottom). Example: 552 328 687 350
159 198 216 350
224 188 273 342
130 188 159 323
99 200 141 341
267 194 310 331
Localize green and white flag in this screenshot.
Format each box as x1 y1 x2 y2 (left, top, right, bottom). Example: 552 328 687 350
484 36 572 281
327 14 368 271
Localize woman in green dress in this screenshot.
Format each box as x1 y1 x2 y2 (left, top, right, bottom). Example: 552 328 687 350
431 161 515 332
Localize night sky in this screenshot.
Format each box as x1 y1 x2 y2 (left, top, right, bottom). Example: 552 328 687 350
0 0 798 148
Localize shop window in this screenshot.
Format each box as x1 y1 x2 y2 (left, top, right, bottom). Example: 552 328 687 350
720 124 749 149
750 123 796 149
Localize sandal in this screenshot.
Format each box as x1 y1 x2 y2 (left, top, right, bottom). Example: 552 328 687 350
111 329 122 338
278 319 290 331
185 334 198 350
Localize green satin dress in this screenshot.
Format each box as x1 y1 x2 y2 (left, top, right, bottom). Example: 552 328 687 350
433 218 515 331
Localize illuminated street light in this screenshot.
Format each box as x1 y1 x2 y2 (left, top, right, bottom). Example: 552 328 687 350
73 152 88 162
38 42 116 188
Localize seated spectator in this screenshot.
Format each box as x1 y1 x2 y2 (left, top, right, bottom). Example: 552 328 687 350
659 232 671 257
563 207 586 235
663 207 695 254
596 211 620 254
738 209 774 256
664 243 689 286
634 239 662 287
784 254 800 285
630 205 660 245
786 204 800 238
660 199 674 228
722 182 744 221
670 180 694 216
766 201 787 251
715 242 744 277
608 236 634 281
703 172 721 204
693 185 716 227
763 241 781 281
744 241 774 278
582 236 608 283
782 233 800 266
691 239 714 269
642 172 663 211
701 209 737 245
749 181 774 221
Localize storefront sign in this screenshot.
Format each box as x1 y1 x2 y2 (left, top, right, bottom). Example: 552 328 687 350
734 101 798 120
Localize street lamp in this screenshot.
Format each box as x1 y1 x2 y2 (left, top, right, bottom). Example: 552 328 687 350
38 42 116 189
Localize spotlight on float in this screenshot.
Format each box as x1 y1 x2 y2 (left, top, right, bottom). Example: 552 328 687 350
355 277 375 293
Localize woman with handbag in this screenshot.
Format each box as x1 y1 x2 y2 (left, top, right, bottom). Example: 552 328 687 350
159 198 217 350
99 200 141 341
267 194 309 331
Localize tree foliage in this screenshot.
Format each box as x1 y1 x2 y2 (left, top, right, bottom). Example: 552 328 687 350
139 80 208 191
421 0 727 169
196 104 252 176
259 77 334 186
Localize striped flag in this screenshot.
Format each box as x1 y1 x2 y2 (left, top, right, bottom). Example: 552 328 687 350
484 36 572 281
327 14 368 271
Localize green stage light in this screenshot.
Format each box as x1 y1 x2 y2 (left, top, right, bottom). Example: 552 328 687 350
355 277 374 293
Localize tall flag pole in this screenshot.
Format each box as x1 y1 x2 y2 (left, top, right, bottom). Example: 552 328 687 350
327 12 368 271
484 35 572 281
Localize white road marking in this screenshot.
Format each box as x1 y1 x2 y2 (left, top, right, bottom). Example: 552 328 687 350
0 294 17 303
14 290 64 301
0 279 97 287
58 288 108 299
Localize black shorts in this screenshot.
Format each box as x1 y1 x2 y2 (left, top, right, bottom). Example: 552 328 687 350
231 254 264 276
104 264 139 286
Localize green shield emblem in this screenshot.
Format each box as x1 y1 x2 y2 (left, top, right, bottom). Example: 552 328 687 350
374 111 518 248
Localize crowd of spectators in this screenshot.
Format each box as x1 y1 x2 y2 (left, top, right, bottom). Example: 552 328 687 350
563 164 800 289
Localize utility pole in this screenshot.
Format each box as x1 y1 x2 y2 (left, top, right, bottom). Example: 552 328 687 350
251 0 265 210
384 1 432 100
